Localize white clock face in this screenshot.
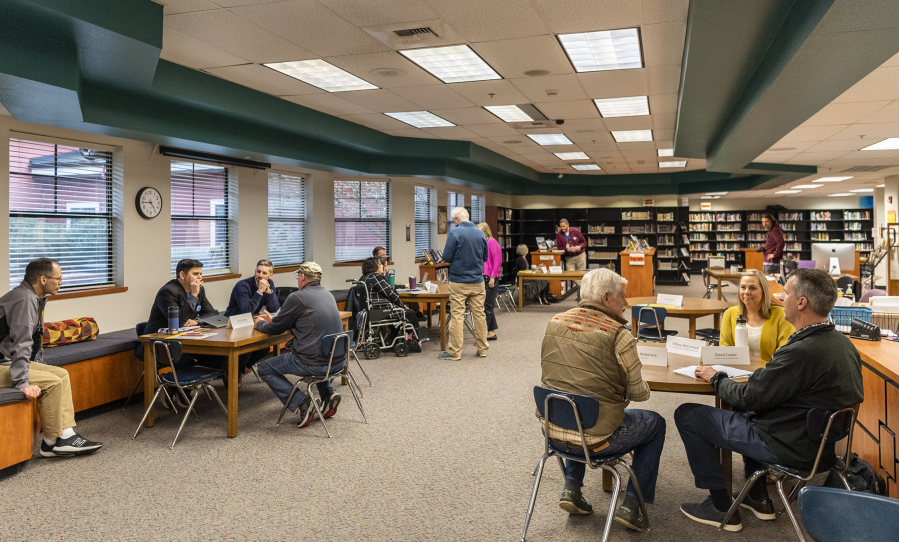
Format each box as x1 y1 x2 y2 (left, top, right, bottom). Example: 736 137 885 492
137 187 163 218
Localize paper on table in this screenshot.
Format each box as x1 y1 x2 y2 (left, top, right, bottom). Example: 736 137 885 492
673 365 754 380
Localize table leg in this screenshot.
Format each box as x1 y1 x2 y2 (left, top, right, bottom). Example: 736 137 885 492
714 312 721 330
603 469 613 492
632 312 638 338
716 397 734 493
227 350 239 438
518 276 523 312
439 301 447 351
427 302 433 328
143 343 155 428
717 279 723 300
689 316 697 339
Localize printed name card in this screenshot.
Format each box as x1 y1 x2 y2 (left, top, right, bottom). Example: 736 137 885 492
629 253 645 266
425 281 438 293
656 293 683 307
666 336 705 358
549 266 563 274
228 313 255 329
540 255 555 261
637 346 668 366
700 346 750 365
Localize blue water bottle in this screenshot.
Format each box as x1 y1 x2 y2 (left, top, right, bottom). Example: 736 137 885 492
167 306 179 331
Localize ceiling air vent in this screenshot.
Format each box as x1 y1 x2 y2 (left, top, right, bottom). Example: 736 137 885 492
394 27 437 38
363 20 465 50
510 120 556 129
842 165 894 173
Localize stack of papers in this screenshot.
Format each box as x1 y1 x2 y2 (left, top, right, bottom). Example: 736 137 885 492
673 365 754 380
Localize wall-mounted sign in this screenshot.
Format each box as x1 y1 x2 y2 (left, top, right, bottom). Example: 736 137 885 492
700 202 712 211
682 197 688 207
643 198 654 207
629 253 645 266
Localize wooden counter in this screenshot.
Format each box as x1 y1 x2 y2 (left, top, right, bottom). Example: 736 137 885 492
530 251 566 297
619 248 655 297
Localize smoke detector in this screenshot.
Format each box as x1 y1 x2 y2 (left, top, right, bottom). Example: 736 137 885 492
524 69 551 77
370 68 407 77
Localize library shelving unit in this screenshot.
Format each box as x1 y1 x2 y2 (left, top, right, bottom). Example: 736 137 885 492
688 211 745 270
654 206 691 285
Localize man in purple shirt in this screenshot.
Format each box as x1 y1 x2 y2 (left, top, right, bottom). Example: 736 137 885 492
555 218 587 301
761 214 785 274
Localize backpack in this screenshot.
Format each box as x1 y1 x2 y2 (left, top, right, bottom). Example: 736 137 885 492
823 453 887 495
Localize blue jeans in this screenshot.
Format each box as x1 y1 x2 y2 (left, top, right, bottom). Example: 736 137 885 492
561 409 666 504
674 403 782 491
256 351 345 412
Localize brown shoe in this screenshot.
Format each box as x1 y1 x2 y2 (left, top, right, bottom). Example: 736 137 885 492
733 491 776 520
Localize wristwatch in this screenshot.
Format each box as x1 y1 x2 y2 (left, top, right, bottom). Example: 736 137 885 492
709 371 727 388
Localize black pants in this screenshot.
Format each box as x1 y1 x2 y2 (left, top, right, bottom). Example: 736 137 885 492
238 348 272 374
484 277 498 332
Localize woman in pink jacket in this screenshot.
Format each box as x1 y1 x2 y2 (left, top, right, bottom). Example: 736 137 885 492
477 223 503 341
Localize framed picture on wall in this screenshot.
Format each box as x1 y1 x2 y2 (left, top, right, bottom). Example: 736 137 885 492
438 206 447 234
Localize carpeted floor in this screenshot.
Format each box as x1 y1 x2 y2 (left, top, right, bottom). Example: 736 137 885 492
4 279 807 541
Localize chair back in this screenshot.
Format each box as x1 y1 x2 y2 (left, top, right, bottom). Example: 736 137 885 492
701 268 710 287
276 286 298 306
798 486 899 542
632 306 665 339
319 331 352 377
153 340 184 385
534 386 599 459
835 276 853 293
859 289 887 303
134 321 148 361
803 405 858 478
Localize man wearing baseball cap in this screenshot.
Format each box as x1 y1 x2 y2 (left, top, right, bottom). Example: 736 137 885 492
254 262 345 427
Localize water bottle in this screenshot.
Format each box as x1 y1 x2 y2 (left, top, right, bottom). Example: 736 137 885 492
734 316 748 348
387 270 396 288
167 306 179 332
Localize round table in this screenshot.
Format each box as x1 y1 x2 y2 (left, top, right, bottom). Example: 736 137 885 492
627 296 734 339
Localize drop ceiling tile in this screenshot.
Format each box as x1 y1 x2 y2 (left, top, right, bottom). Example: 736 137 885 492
778 124 848 142
422 126 480 139
230 0 388 57
883 52 899 67
601 116 653 131
616 141 657 150
465 123 520 137
578 69 650 99
764 141 818 153
471 35 574 79
531 0 641 34
339 113 412 131
470 137 502 148
429 107 497 125
802 101 891 126
381 128 438 139
641 22 687 68
326 52 439 89
487 136 539 149
556 118 608 132
533 100 599 120
161 27 249 69
213 0 289 5
654 128 673 141
160 0 220 15
642 0 690 24
646 65 681 95
648 93 677 116
587 150 623 160
317 0 438 27
857 99 899 124
389 85 476 109
804 139 870 153
529 154 565 164
509 74 589 103
564 132 615 145
785 152 851 165
576 141 620 152
652 113 676 129
832 67 899 103
827 122 899 141
337 89 423 113
515 146 552 156
204 64 325 95
280 93 375 116
620 149 659 157
425 0 549 42
755 151 799 163
0 102 10 116
165 10 315 64
449 80 530 106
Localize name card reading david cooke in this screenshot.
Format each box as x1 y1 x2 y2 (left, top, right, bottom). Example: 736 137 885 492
666 336 705 358
637 346 668 366
701 346 750 365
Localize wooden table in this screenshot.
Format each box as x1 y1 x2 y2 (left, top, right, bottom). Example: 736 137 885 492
518 270 588 311
626 296 733 339
398 283 449 350
139 311 351 438
706 268 742 300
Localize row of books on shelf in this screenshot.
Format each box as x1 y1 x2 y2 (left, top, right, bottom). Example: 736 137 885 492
622 225 655 234
622 211 653 220
658 235 676 245
750 233 767 241
658 260 690 271
421 248 444 264
657 212 675 221
780 212 804 221
588 250 619 260
747 224 766 231
587 262 618 271
626 235 652 252
811 233 836 241
587 224 617 234
845 233 868 241
846 211 871 220
535 237 557 250
497 223 513 235
693 252 740 261
717 234 745 241
658 224 679 233
500 208 513 221
810 211 833 220
689 213 743 222
785 243 804 251
845 222 866 230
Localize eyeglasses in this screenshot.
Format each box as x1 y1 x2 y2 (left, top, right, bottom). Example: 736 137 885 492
41 275 63 282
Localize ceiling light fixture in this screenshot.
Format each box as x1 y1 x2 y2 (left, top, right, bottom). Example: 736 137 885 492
657 148 674 157
384 111 455 128
572 164 601 171
612 130 653 143
659 160 687 168
483 104 546 123
776 190 801 194
554 152 590 160
527 134 574 146
264 59 378 92
861 138 899 151
828 193 854 197
850 188 874 192
700 195 720 199
399 45 501 83
705 192 728 196
557 28 642 73
791 185 822 189
593 96 649 117
877 184 885 187
812 176 853 182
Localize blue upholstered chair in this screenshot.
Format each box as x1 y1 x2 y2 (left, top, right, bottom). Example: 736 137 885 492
797 486 899 542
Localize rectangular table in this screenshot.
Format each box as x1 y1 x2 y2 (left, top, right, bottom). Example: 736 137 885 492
706 268 742 300
626 296 733 339
518 270 587 311
139 311 350 438
398 283 449 350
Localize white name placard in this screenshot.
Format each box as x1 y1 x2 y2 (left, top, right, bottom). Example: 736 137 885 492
637 346 668 366
701 346 750 365
629 253 645 266
656 293 683 307
540 255 555 261
425 281 438 293
549 266 563 274
666 336 705 358
228 313 255 330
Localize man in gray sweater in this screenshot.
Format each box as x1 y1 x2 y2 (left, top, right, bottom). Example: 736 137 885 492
254 262 345 428
0 258 103 457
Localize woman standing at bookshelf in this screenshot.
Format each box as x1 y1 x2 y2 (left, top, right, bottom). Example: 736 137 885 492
761 213 785 274
477 223 502 340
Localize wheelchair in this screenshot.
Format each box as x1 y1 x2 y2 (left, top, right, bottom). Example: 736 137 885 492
350 279 423 360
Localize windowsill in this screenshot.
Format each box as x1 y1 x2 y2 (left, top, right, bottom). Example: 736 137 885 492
48 286 128 301
273 267 296 274
333 261 393 267
201 273 241 283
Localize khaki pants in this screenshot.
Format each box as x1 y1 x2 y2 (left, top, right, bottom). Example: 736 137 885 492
0 362 76 439
565 252 587 298
447 281 488 357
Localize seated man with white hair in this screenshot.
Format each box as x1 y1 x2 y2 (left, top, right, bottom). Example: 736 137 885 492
536 268 665 531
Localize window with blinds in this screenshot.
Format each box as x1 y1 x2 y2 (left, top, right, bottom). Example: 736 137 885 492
334 179 390 262
9 138 114 290
268 173 306 267
170 161 232 275
471 194 484 224
414 186 435 258
447 191 463 213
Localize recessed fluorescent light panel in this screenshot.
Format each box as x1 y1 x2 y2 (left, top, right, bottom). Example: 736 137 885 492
700 196 720 199
791 185 822 189
527 134 574 146
593 96 649 117
812 176 853 182
554 152 590 160
384 111 455 128
776 190 801 194
851 188 874 192
878 184 886 187
659 161 687 168
558 28 642 73
705 192 728 196
483 104 547 123
658 148 674 157
861 138 899 151
612 130 653 143
264 59 378 92
399 45 501 83
828 193 854 197
572 164 602 171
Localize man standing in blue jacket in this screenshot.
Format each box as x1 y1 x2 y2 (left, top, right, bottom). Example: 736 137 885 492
223 259 281 386
438 207 489 360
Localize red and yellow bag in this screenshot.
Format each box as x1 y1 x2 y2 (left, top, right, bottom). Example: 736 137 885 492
43 317 99 347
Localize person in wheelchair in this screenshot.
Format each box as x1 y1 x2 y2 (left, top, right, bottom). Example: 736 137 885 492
357 257 423 354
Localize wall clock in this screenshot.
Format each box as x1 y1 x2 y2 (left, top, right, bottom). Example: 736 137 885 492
135 186 163 219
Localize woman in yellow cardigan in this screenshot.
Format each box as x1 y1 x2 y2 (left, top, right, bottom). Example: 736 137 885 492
719 269 794 364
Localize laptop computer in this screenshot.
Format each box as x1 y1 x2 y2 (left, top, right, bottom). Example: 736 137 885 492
198 314 229 328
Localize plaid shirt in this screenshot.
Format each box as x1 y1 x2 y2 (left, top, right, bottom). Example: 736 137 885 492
361 272 402 308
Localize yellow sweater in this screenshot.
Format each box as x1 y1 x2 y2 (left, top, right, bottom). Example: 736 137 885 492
719 305 794 364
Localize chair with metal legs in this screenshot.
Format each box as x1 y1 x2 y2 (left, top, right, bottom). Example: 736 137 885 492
521 386 650 542
350 311 372 389
797 486 899 542
123 322 175 411
632 306 678 342
132 340 228 450
496 283 517 313
274 331 368 438
719 405 859 541
702 268 729 301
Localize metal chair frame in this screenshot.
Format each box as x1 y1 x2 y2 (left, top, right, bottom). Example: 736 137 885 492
351 278 417 360
719 406 858 540
496 283 517 313
132 340 228 450
633 306 677 342
702 267 729 301
274 331 368 438
521 389 650 542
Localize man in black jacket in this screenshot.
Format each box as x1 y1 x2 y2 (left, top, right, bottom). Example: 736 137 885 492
675 268 863 532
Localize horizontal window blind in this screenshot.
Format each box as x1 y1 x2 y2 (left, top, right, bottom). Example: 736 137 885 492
414 186 434 258
471 194 484 225
9 138 114 290
447 191 463 213
335 179 389 262
170 161 232 275
268 173 306 266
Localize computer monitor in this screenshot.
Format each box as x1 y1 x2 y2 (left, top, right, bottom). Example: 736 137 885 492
810 243 855 275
